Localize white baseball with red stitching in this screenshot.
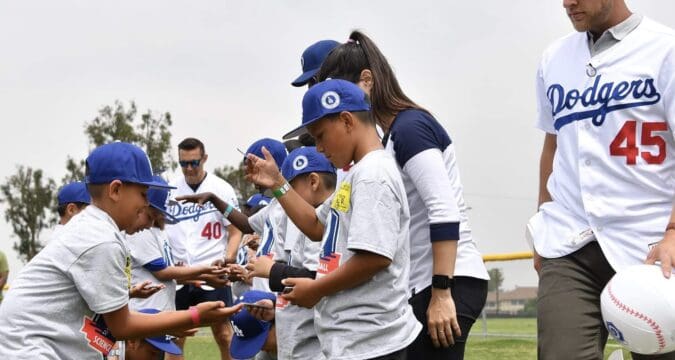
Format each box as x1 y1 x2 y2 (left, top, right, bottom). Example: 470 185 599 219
600 264 675 355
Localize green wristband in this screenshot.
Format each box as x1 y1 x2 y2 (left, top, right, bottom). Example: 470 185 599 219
272 182 291 198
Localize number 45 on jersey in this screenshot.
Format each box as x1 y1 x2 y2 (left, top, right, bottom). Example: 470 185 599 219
610 120 667 165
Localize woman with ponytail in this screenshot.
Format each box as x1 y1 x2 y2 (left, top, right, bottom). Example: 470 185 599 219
316 31 489 360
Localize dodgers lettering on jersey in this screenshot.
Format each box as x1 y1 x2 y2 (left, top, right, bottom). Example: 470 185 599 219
548 74 661 130
165 173 239 266
531 17 675 271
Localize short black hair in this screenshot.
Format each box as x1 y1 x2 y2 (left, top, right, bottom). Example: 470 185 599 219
178 137 205 155
57 202 88 217
292 172 337 192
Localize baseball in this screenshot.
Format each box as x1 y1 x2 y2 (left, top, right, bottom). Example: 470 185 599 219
600 264 675 355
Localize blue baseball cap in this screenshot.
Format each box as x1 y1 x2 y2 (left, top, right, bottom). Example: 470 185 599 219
147 176 178 224
283 79 371 139
57 181 91 205
246 193 271 208
138 309 182 355
281 146 336 182
291 40 340 87
245 138 288 168
85 142 174 189
230 290 276 359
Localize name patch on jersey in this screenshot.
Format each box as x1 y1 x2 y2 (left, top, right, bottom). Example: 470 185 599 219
548 75 661 130
331 182 351 212
80 314 116 355
168 201 220 222
317 252 341 278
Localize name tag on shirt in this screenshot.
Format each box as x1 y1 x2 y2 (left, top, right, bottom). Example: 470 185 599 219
331 182 351 212
317 253 342 278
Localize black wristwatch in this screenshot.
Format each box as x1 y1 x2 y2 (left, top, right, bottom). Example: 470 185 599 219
432 275 454 290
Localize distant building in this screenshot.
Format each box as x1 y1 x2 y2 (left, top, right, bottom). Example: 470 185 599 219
485 286 537 315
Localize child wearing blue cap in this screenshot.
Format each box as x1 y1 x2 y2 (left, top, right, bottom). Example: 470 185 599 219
230 290 278 359
316 31 489 359
127 175 231 313
0 142 243 360
52 181 91 238
246 79 421 359
245 146 336 359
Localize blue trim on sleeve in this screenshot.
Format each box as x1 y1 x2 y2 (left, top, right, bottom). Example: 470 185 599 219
430 222 460 242
389 110 452 168
143 257 168 272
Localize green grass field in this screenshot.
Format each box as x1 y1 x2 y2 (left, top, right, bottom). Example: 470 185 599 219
184 318 633 359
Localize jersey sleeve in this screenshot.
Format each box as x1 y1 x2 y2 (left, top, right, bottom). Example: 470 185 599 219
390 110 451 168
346 179 402 260
127 231 164 268
69 242 129 314
402 149 460 241
248 202 271 234
535 61 557 134
659 46 675 139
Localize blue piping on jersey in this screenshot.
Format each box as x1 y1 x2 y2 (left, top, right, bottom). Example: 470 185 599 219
143 257 168 272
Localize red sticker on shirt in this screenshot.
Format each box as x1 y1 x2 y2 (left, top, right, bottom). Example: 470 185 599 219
276 294 289 310
317 252 341 276
80 314 116 355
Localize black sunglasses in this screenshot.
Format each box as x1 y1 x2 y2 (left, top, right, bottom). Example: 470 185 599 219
179 158 202 168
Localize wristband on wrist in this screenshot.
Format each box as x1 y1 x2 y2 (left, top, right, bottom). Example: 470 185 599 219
272 182 291 198
223 204 234 219
188 306 201 326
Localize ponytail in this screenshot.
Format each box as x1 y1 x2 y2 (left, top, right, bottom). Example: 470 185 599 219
316 30 425 126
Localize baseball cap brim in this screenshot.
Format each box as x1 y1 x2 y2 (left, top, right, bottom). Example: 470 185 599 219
140 179 176 189
149 204 179 224
291 69 318 87
230 322 271 359
145 337 183 355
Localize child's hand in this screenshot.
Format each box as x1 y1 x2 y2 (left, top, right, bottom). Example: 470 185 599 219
245 147 286 189
280 278 322 308
245 256 274 279
246 299 275 322
196 301 243 324
129 281 165 298
243 234 261 251
226 264 248 282
175 192 213 205
200 274 230 288
202 265 229 277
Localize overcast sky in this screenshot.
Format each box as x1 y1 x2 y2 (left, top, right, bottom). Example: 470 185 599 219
1 0 674 290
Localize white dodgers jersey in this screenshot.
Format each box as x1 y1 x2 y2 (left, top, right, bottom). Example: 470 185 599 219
531 17 675 271
165 173 239 266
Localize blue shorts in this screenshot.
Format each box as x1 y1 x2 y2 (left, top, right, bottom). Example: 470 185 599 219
175 284 233 310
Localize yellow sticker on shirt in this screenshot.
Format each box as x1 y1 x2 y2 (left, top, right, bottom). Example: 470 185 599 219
331 182 351 212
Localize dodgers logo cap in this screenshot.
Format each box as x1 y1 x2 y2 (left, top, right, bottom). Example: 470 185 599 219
147 176 179 224
281 146 336 182
138 309 183 355
246 193 271 208
245 138 288 168
85 142 174 189
57 181 91 205
291 40 340 87
283 79 371 139
230 290 276 359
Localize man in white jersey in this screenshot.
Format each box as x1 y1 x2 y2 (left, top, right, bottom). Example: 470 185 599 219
166 137 243 360
530 1 675 359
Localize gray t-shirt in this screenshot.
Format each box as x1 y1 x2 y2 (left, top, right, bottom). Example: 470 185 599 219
0 206 129 360
275 224 322 359
314 149 422 359
127 227 177 311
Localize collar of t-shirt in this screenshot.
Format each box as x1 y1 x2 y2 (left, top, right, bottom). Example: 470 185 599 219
587 13 643 57
188 172 207 192
87 204 122 233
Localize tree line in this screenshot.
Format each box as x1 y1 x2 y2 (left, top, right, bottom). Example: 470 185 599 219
0 101 256 263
